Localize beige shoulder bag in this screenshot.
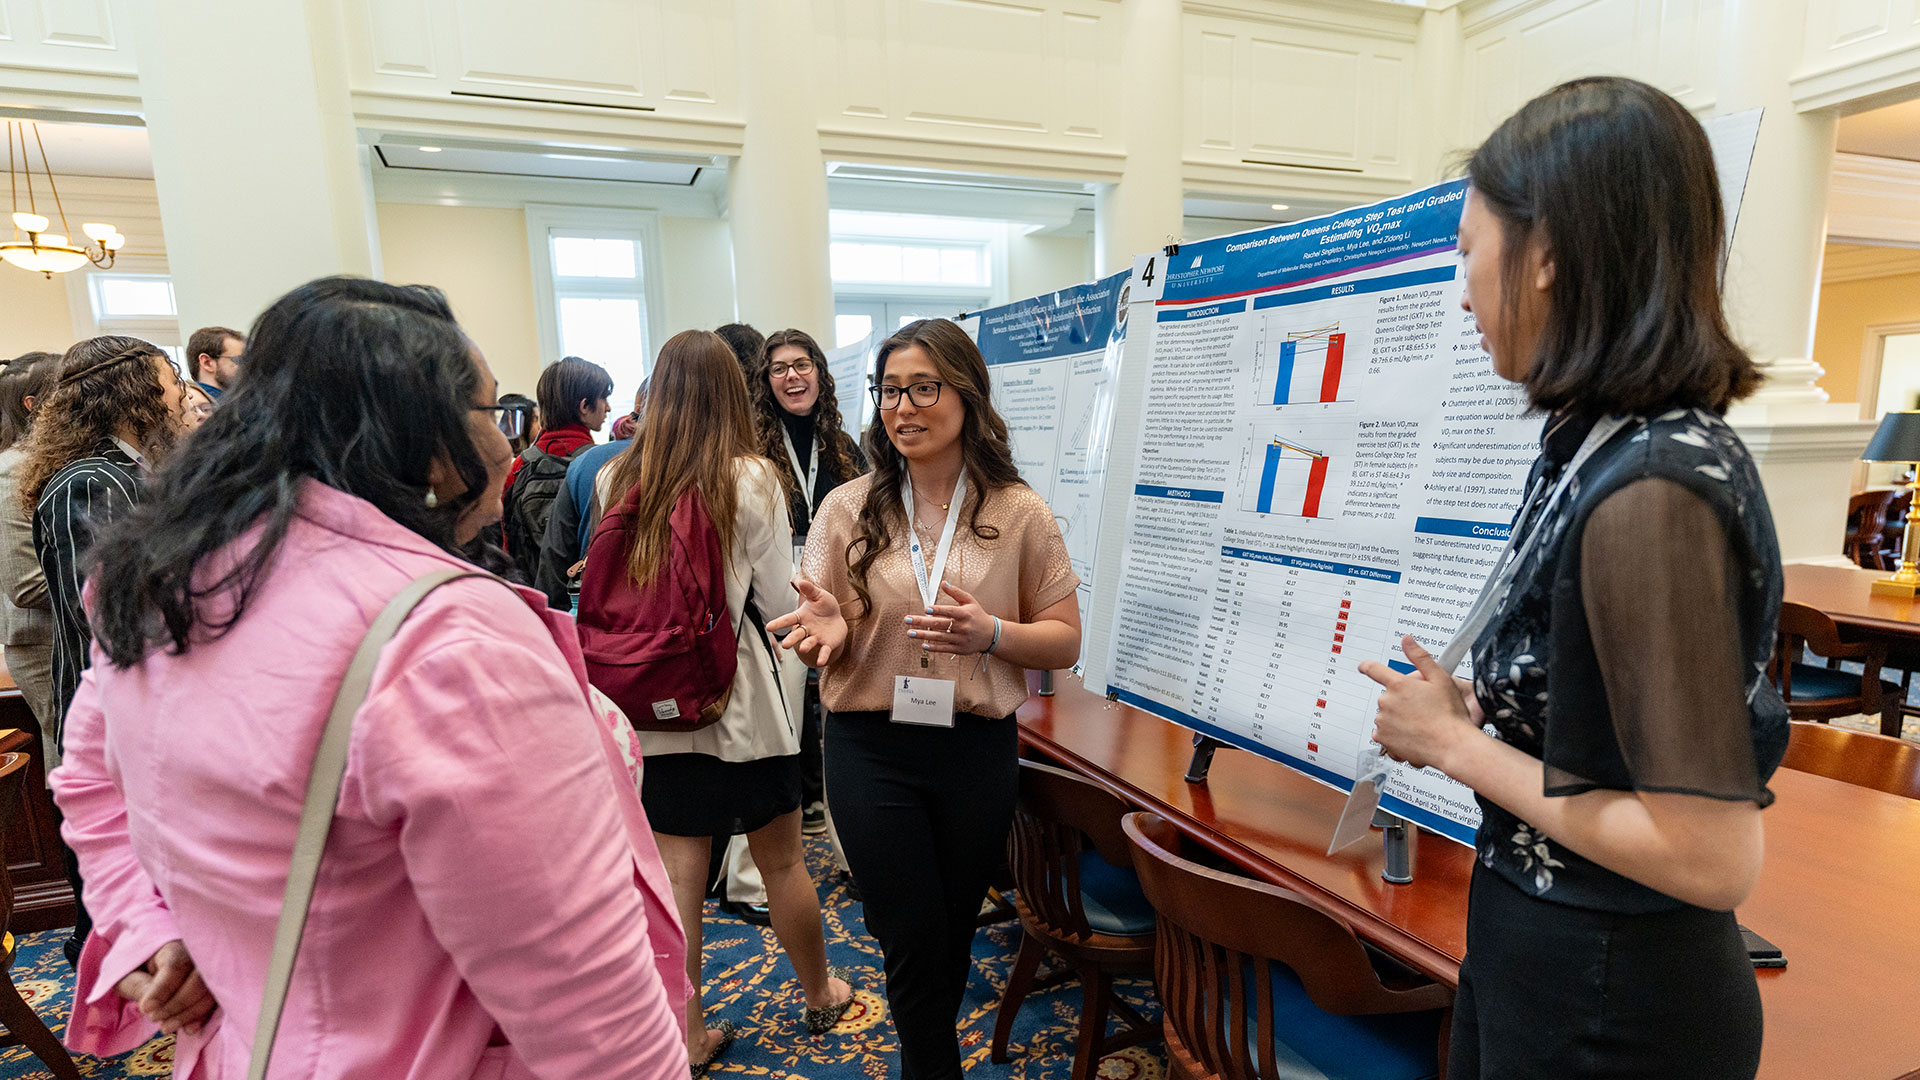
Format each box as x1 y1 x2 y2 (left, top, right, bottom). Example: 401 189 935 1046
248 569 500 1080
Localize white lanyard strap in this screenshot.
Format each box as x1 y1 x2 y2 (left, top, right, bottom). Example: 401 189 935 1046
1437 415 1630 672
781 424 819 505
111 436 152 475
903 472 966 610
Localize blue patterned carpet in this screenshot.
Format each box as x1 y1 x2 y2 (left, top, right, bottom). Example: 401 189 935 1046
0 835 1165 1079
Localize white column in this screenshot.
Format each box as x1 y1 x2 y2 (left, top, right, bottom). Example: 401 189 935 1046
1411 5 1465 187
726 0 834 340
1718 0 1840 409
1715 0 1877 562
124 0 378 333
1094 0 1184 276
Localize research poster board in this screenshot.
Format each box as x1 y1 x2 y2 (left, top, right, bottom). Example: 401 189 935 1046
1073 108 1764 847
826 332 875 434
963 271 1130 660
1084 179 1538 844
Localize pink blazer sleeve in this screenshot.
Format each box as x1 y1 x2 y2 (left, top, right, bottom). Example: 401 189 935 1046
48 667 185 1057
345 602 688 1079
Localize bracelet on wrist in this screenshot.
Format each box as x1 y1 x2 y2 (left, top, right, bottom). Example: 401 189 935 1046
984 616 1003 655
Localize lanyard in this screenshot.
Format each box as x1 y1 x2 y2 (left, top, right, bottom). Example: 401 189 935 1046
902 471 966 612
111 436 152 476
781 424 819 506
1436 415 1631 672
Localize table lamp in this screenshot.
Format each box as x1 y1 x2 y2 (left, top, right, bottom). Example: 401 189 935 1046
1862 409 1920 597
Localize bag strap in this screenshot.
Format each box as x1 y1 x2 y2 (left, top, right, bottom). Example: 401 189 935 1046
249 568 502 1080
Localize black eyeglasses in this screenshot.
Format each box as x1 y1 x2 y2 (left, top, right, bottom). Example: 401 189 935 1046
473 403 531 440
870 380 944 410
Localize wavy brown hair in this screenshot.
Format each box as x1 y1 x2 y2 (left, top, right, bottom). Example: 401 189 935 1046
17 336 180 513
845 318 1022 618
750 328 862 500
601 329 767 586
0 351 60 451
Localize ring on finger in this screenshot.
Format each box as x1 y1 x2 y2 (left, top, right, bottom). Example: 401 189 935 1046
945 618 955 634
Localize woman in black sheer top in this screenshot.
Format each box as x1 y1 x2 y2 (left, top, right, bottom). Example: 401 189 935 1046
1362 77 1785 1079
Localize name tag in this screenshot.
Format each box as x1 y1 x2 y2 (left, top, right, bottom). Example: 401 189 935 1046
891 675 956 728
793 540 806 574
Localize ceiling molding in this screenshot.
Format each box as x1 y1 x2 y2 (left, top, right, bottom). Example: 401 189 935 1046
369 167 725 218
1828 152 1920 248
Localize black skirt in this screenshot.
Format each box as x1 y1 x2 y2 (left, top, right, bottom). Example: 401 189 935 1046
1450 864 1763 1079
640 752 802 837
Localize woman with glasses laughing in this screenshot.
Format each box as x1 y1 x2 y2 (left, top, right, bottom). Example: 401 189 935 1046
769 317 1081 1080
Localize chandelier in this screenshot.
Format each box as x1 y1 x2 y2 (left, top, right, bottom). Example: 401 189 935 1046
3 120 124 278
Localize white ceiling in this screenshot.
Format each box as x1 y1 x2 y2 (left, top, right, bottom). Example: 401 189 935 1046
1838 98 1920 162
0 116 152 179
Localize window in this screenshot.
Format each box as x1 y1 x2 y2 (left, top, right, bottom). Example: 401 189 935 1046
527 206 664 416
830 211 998 366
829 239 989 288
67 264 185 370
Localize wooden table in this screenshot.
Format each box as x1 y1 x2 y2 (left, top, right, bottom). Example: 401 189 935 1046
0 664 78 931
1785 562 1920 640
1018 673 1920 1080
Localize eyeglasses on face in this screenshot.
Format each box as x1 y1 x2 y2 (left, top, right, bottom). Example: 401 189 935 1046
473 402 531 440
869 380 944 410
770 358 815 378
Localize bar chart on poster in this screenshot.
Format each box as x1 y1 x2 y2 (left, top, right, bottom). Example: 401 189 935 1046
1261 325 1350 406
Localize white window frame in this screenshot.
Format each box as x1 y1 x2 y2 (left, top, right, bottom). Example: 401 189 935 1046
63 256 186 370
526 204 666 375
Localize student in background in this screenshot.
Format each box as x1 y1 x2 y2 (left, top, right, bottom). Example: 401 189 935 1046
180 381 215 432
20 337 189 731
55 277 689 1078
499 391 539 455
716 323 765 382
186 325 243 400
536 381 644 611
18 335 189 967
770 318 1081 1080
1361 77 1781 1080
501 356 610 581
0 350 61 756
583 330 852 1071
751 329 867 838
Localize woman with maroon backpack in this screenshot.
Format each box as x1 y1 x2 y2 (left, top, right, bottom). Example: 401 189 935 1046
576 329 854 1074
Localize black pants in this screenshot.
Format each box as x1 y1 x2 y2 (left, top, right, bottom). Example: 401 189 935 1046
1451 864 1763 1079
800 675 825 809
826 709 1018 1080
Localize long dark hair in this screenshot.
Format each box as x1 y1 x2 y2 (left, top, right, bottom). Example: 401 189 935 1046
89 277 490 667
17 336 179 512
1468 76 1761 416
846 318 1021 618
601 330 764 586
0 351 59 451
750 328 862 499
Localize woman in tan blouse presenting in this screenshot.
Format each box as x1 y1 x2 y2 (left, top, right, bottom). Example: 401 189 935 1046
770 318 1080 1080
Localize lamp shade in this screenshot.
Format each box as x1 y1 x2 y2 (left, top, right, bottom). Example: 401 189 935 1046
1864 410 1920 463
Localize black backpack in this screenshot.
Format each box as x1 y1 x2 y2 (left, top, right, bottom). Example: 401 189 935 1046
502 444 585 582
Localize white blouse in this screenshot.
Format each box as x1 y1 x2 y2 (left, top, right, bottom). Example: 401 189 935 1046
596 456 803 762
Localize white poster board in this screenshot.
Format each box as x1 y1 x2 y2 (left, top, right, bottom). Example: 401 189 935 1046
962 272 1130 661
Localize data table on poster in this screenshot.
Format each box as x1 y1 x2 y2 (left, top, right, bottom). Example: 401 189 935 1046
1189 548 1400 785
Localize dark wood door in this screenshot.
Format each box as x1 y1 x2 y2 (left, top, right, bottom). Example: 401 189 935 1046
0 687 77 932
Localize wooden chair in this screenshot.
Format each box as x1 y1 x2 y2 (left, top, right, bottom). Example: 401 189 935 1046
1780 721 1920 800
1123 811 1451 1080
1844 490 1897 570
1774 601 1905 737
0 752 81 1080
992 760 1158 1080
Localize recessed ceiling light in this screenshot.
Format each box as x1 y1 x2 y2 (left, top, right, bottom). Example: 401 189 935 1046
418 146 443 153
1270 203 1289 211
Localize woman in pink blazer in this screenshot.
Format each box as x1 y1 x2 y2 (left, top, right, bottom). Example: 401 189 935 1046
49 277 691 1079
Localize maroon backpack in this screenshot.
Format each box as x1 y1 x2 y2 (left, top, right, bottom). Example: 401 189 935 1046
577 482 747 731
